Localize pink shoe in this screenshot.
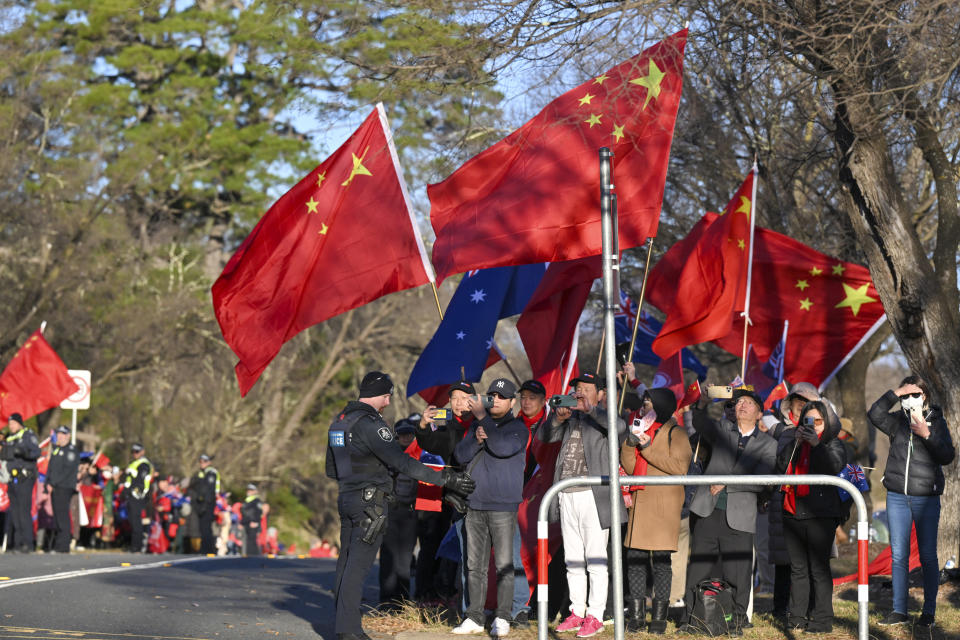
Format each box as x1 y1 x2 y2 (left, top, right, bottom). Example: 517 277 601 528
556 613 584 633
576 615 603 638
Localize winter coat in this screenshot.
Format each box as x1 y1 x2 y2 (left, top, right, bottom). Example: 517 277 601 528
762 419 790 565
621 405 692 551
454 410 528 511
416 413 473 464
775 406 847 521
538 405 627 529
868 390 955 496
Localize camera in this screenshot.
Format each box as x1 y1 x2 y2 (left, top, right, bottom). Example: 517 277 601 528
548 393 578 408
706 384 733 400
480 395 495 410
432 408 450 424
803 416 817 427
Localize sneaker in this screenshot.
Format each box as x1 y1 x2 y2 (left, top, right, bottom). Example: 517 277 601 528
490 617 511 637
576 616 603 638
511 611 530 629
879 612 909 626
556 613 584 633
916 613 935 628
453 618 485 635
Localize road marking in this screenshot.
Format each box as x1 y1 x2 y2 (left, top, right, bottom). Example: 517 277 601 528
0 627 210 639
0 557 219 591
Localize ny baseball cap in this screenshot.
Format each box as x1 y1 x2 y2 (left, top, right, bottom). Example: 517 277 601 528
487 378 517 398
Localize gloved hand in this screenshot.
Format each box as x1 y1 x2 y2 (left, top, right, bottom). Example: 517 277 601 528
443 490 469 514
441 469 476 495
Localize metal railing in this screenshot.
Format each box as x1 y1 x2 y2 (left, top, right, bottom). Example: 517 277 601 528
536 474 870 640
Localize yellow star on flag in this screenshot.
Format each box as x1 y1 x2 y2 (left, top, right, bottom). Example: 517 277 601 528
799 298 813 311
735 196 751 218
341 146 372 187
578 93 595 106
319 222 329 236
585 113 602 128
611 124 625 142
737 238 746 250
832 264 846 276
306 197 319 214
810 266 823 276
593 73 609 85
317 171 327 188
835 282 877 316
795 279 809 291
629 59 666 109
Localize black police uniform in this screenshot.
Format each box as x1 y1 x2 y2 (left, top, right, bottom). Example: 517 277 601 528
326 401 448 637
241 494 263 556
379 440 420 607
1 426 41 551
123 456 154 552
190 466 220 554
45 440 80 552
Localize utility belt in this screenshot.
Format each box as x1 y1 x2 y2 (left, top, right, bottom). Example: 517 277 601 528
9 467 34 481
358 486 394 544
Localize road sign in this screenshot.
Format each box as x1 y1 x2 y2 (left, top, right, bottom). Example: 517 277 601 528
60 369 91 410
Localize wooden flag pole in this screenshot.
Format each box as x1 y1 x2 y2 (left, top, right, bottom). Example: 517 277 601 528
595 327 605 373
430 281 445 322
618 237 656 413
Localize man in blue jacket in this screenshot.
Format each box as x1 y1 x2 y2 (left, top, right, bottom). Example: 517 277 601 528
452 379 529 638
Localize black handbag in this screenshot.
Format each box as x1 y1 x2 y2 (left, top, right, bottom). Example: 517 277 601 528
688 578 735 636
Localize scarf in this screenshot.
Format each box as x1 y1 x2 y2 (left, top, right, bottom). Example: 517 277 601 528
628 420 664 491
782 430 823 515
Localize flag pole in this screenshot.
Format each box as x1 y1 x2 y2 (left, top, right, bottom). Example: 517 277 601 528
739 161 759 380
618 236 655 413
595 327 605 372
430 282 445 321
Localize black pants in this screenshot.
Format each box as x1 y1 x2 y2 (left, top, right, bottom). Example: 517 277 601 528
199 509 217 554
773 563 791 614
783 516 835 627
51 486 74 552
128 497 148 552
9 474 36 550
379 502 417 606
243 524 260 556
685 510 754 619
627 548 672 602
414 508 451 600
335 492 385 635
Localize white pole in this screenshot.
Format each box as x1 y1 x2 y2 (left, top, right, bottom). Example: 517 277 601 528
71 408 77 446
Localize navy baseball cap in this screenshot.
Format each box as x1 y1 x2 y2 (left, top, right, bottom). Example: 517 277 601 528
518 380 546 396
448 380 477 396
570 371 606 389
487 378 517 398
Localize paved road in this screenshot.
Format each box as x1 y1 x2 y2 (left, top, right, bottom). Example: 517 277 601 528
0 552 376 639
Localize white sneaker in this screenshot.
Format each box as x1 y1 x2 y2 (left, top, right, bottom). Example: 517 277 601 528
453 618 485 635
490 617 511 637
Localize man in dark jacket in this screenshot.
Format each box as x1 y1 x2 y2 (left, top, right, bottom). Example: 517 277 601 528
417 381 477 461
189 454 220 554
452 379 528 637
2 413 42 552
379 416 422 608
45 425 80 553
241 484 263 556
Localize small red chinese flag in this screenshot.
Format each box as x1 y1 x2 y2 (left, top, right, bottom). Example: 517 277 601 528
212 105 435 395
429 30 687 280
649 170 755 358
679 380 702 411
0 328 78 423
765 381 790 411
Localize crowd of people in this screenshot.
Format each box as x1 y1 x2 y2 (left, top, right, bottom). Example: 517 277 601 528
328 367 955 640
0 423 277 557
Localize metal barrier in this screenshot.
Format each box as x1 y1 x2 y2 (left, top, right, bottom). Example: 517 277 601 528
536 474 869 640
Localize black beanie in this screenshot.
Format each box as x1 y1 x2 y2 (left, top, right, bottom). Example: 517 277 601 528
359 371 393 398
8 413 23 425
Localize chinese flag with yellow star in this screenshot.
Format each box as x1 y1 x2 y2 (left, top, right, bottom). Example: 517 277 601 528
710 223 886 387
212 104 435 396
648 170 755 359
428 29 687 281
0 327 79 422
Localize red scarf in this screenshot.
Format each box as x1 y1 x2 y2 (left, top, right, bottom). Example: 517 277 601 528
782 430 823 515
628 420 663 491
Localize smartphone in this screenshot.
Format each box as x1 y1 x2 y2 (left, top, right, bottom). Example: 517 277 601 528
706 384 733 400
433 408 450 423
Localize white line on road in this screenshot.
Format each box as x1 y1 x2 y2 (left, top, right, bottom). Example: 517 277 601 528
0 556 220 590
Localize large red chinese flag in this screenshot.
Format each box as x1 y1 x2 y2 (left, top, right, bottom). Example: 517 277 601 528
429 30 687 280
0 328 79 422
711 224 886 388
212 105 435 395
648 171 755 358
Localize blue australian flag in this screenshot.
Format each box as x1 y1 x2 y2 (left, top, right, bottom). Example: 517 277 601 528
407 264 546 397
615 290 708 380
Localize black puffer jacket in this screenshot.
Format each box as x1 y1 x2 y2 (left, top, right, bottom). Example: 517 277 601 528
776 403 847 520
868 390 955 496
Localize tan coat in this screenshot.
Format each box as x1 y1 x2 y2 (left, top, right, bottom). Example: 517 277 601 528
621 419 693 551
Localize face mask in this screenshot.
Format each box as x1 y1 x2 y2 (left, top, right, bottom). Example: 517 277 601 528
901 396 923 413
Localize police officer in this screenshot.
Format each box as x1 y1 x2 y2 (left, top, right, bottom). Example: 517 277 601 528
1 413 41 552
326 371 476 640
45 425 80 553
189 453 220 555
123 443 154 553
241 484 263 556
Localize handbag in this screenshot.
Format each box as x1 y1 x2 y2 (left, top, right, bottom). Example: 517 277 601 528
688 578 735 636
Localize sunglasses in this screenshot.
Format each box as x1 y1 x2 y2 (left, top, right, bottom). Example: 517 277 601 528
902 392 923 399
489 392 510 400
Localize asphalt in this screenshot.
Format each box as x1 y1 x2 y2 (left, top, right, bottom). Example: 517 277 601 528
0 551 376 639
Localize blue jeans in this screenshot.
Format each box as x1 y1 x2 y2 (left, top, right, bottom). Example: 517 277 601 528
886 491 940 615
512 523 530 617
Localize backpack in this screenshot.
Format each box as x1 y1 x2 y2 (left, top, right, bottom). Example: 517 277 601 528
688 578 736 636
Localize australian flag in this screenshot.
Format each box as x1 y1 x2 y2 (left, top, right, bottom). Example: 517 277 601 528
615 290 707 380
407 264 545 398
838 463 870 502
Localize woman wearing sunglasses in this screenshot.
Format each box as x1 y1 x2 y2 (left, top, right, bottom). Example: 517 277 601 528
869 376 955 629
776 400 847 633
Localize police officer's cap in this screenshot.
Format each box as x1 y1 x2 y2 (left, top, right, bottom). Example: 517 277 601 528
199 453 211 462
55 425 70 435
358 371 393 398
448 380 476 396
394 422 416 436
247 483 258 492
8 412 23 425
131 443 144 453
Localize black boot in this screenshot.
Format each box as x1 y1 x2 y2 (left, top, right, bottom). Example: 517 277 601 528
648 600 668 634
626 598 646 632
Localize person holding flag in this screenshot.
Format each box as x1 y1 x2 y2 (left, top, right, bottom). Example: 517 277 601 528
1 413 41 552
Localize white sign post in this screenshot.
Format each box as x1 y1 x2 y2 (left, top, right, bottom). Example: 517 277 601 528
60 369 92 445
